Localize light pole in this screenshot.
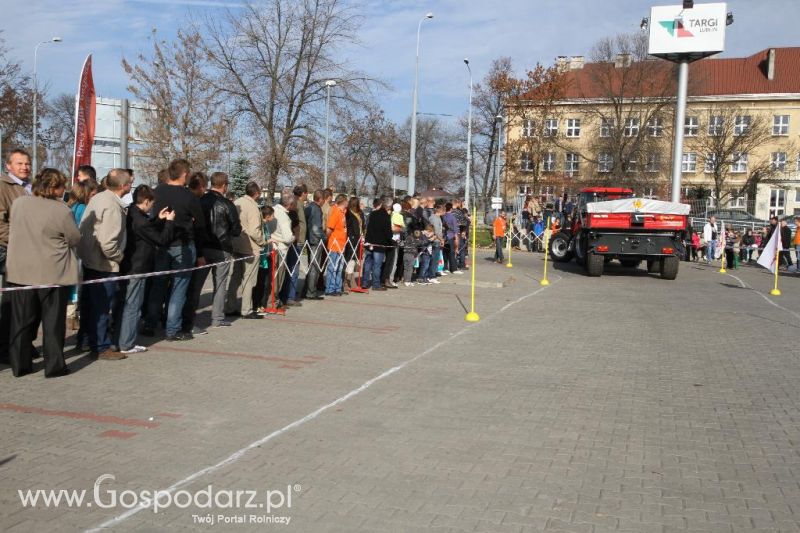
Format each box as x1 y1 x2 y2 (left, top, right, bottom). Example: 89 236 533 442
323 79 336 189
33 37 62 176
464 58 473 210
494 114 504 218
407 12 433 197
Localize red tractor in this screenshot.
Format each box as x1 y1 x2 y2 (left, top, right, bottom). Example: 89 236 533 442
548 187 689 279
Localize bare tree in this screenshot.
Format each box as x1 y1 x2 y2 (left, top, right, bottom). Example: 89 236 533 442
0 31 35 157
123 29 229 178
566 32 676 191
200 0 372 197
688 105 795 210
334 106 399 195
42 93 75 172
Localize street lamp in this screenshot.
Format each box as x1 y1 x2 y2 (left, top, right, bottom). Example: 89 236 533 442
323 79 337 189
463 58 473 210
33 36 62 176
407 12 433 197
494 114 504 217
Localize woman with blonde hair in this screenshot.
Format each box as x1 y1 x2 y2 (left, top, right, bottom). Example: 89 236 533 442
6 168 80 377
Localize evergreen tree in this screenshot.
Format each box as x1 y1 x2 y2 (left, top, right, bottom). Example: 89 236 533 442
229 157 251 199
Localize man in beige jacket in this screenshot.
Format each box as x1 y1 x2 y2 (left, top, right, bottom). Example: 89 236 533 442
78 168 131 360
227 181 267 319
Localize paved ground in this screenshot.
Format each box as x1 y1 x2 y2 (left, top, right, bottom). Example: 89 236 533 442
2 250 800 533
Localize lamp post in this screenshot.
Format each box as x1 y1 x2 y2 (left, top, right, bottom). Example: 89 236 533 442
464 58 473 210
407 12 433 197
323 79 336 189
33 37 62 176
494 114 504 217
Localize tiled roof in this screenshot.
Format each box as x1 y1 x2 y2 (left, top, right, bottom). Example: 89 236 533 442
559 47 800 99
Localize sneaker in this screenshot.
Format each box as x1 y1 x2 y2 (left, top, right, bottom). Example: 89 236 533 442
96 350 127 360
243 312 263 319
430 278 441 284
211 320 233 328
404 282 413 287
120 345 148 354
440 271 449 276
190 327 208 336
166 332 194 341
453 270 464 275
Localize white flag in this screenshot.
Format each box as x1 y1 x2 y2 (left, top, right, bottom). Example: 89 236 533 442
757 227 782 273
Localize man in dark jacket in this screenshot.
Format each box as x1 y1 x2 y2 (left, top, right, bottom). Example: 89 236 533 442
304 189 325 300
363 197 394 290
194 172 241 327
117 185 175 354
780 219 793 268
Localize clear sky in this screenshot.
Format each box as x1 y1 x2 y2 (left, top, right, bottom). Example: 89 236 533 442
4 0 799 124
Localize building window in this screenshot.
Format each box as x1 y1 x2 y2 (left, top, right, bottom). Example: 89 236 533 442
623 118 640 137
728 190 746 209
772 152 787 171
708 115 724 136
684 116 699 136
641 187 656 199
704 153 717 173
625 156 638 172
565 152 580 174
645 153 660 173
517 185 532 195
543 152 556 172
540 186 554 197
795 188 800 203
734 115 751 136
521 119 535 138
681 152 696 172
544 119 558 137
647 116 663 137
770 189 786 216
773 115 790 136
520 151 534 172
600 118 614 138
598 153 613 173
731 151 748 173
566 119 581 138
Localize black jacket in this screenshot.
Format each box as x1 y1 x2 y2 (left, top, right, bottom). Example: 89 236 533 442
200 190 241 253
365 208 393 247
152 183 206 256
121 206 175 274
781 225 792 248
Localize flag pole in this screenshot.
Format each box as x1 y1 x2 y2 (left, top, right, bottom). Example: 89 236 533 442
770 245 781 296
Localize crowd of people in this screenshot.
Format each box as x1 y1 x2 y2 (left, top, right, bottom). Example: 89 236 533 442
0 150 475 379
695 214 800 268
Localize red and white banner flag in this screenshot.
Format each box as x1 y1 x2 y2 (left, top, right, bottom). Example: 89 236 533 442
757 226 782 273
72 54 96 183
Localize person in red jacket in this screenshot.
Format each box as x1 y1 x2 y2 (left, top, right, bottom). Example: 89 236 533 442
493 211 507 264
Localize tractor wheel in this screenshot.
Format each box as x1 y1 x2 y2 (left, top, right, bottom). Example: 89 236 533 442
586 252 604 277
549 232 574 263
646 260 659 273
660 256 679 280
620 259 641 268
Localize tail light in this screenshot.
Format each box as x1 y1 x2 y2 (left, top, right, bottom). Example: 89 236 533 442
661 247 674 254
596 245 609 253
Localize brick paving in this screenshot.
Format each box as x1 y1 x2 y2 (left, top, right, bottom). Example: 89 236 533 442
1 252 800 532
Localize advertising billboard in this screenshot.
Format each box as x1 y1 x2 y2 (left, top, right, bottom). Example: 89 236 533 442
648 2 727 60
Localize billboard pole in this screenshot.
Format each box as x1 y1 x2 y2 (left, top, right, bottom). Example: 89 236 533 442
670 60 689 203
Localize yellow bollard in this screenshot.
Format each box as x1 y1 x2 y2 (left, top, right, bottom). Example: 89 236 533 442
719 244 726 273
770 246 781 296
506 219 513 268
540 217 551 286
465 206 480 322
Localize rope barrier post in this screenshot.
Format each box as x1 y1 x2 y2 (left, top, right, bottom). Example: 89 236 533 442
465 206 480 322
719 242 727 274
265 248 285 315
505 219 513 268
770 245 782 296
351 237 369 294
540 216 551 286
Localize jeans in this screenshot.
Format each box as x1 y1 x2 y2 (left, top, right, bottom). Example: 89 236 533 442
204 248 232 325
363 248 385 289
118 278 146 351
325 252 344 294
418 252 431 281
146 243 196 337
281 244 301 302
427 243 440 279
706 239 716 262
445 237 458 272
305 243 324 297
403 251 417 283
83 267 118 353
458 233 467 268
495 237 504 261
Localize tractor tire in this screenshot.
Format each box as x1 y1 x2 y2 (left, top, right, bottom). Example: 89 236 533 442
586 252 604 277
660 256 679 280
549 232 574 263
646 260 659 273
620 259 641 268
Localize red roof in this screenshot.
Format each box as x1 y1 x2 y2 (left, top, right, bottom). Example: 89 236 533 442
560 47 800 99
